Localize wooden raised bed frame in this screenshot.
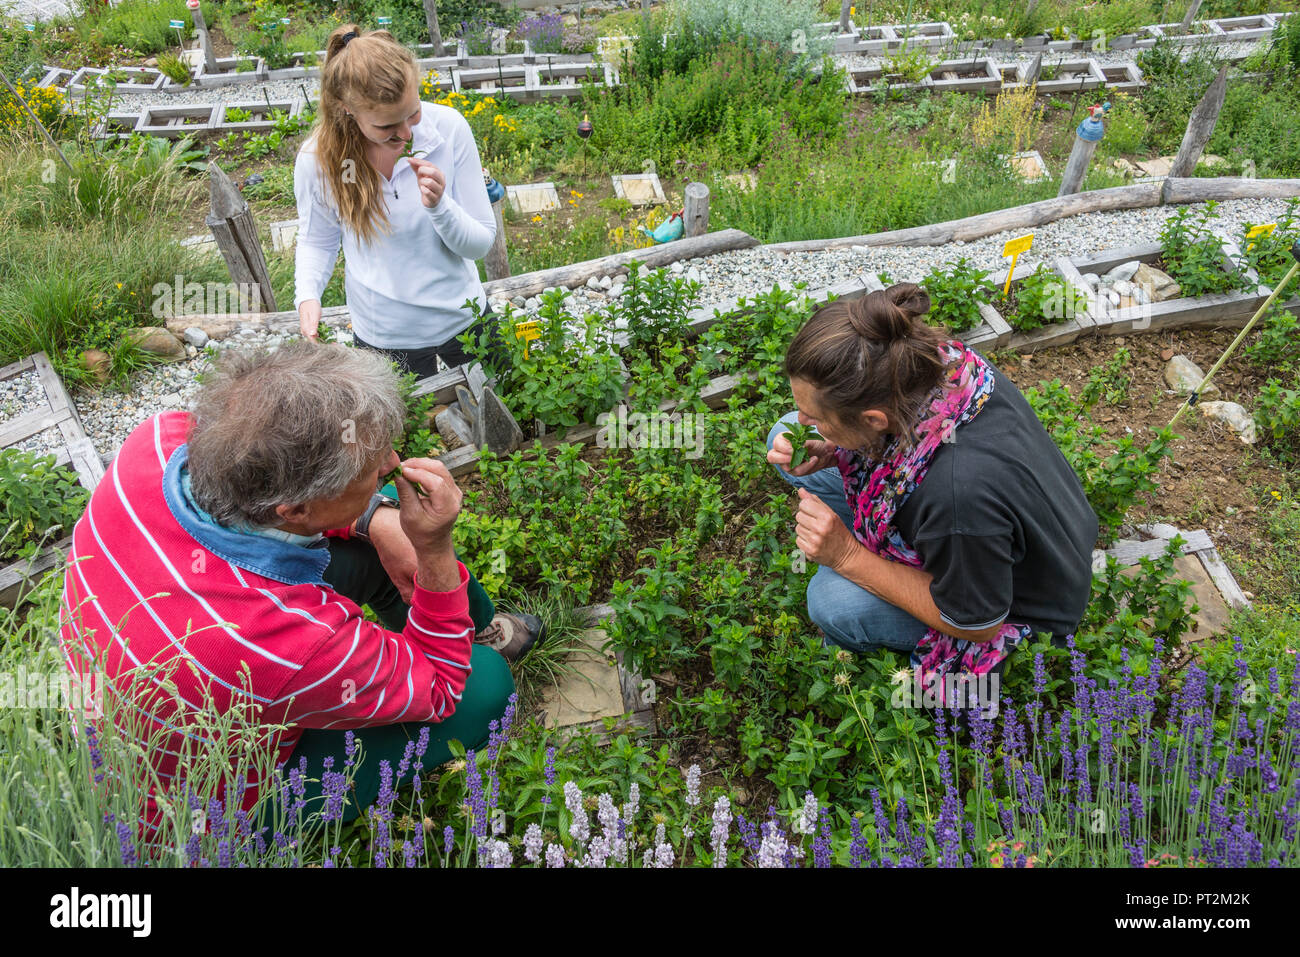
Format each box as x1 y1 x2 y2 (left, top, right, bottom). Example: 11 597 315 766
0 352 104 608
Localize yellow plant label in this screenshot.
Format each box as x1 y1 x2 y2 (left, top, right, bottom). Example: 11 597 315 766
514 320 541 358
1245 223 1277 251
1002 234 1034 257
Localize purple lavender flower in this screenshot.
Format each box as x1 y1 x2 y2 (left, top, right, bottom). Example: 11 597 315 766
465 751 488 839
541 744 557 807
849 814 868 868
116 820 137 867
545 843 566 867
523 823 544 863
443 825 455 856
684 764 702 807
812 808 832 868
710 796 732 867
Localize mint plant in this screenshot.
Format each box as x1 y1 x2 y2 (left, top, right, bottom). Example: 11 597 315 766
459 291 625 434
1002 264 1089 332
0 450 90 560
922 257 999 333
783 422 824 469
1158 201 1238 296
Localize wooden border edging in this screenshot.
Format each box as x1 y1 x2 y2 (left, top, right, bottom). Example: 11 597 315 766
762 178 1300 253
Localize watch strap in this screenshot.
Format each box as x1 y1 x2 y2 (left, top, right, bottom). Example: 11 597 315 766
354 491 399 542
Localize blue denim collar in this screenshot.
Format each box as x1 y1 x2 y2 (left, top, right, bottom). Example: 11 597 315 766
162 444 332 586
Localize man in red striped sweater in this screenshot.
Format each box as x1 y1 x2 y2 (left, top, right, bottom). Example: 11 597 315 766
59 342 529 843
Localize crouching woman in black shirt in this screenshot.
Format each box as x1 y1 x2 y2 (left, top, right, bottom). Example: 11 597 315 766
766 282 1098 687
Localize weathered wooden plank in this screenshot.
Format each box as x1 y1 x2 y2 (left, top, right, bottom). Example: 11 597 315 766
0 536 72 609
1195 546 1251 610
1104 530 1213 565
0 356 36 380
0 404 67 449
32 351 72 417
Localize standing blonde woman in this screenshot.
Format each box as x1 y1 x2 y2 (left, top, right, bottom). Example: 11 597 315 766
295 24 508 376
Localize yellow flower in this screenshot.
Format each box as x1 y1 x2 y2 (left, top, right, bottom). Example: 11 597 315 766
531 214 541 223
1273 490 1283 499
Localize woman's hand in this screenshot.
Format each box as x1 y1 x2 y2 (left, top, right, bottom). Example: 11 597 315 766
299 299 322 342
795 488 859 572
408 157 446 209
768 431 838 477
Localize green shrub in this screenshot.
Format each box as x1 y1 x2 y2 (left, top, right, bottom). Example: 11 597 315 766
922 257 999 333
1245 302 1300 369
1023 378 1174 543
459 290 626 432
1002 264 1089 332
1158 202 1239 296
1255 375 1300 459
0 450 89 559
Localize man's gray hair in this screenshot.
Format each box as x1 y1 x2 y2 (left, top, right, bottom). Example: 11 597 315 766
187 342 406 528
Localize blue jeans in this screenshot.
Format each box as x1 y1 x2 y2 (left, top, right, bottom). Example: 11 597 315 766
767 412 929 655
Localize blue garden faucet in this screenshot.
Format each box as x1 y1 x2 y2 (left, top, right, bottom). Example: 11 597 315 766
1076 101 1111 141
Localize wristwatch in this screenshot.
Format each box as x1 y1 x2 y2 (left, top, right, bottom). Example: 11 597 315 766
353 491 399 543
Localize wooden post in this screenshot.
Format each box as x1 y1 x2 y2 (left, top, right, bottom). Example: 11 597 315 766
205 162 277 312
1167 65 1228 179
683 182 709 238
1057 108 1105 198
838 0 852 34
422 0 445 56
485 197 510 280
1023 52 1043 86
1177 0 1204 35
187 0 219 75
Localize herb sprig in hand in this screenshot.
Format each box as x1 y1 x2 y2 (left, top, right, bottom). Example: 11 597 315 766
784 422 825 470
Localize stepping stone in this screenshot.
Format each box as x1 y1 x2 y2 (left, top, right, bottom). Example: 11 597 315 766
537 627 654 741
1007 150 1049 182
1121 554 1231 641
506 182 559 214
611 173 665 207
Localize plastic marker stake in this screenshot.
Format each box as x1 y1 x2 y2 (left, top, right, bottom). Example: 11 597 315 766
514 320 541 359
1002 234 1034 294
377 15 392 25
1246 222 1276 251
170 19 185 28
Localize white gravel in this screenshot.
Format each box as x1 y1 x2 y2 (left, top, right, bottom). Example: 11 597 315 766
0 370 48 425
67 195 1295 462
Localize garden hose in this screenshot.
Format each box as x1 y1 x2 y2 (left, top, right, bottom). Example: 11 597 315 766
1168 239 1300 431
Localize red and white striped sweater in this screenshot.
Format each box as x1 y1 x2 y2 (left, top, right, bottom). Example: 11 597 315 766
59 411 474 834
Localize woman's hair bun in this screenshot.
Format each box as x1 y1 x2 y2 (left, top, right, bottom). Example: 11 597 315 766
848 283 930 343
886 282 931 321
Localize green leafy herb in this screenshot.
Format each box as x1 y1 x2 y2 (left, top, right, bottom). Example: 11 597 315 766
784 422 824 469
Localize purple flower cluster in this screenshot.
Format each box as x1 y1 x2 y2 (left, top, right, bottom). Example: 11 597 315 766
518 13 563 54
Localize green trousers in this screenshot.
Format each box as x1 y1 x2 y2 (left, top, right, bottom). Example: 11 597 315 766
274 536 515 827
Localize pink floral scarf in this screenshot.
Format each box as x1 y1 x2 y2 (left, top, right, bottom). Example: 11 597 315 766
833 341 1030 709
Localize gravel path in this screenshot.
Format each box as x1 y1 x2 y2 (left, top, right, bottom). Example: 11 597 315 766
65 195 1296 461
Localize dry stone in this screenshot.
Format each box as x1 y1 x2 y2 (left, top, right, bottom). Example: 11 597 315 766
1199 401 1257 444
124 327 186 361
1133 263 1182 302
1163 355 1219 397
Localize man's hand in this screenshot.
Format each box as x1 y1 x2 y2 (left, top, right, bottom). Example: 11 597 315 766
409 157 446 209
794 488 859 572
367 504 417 604
392 458 461 550
769 431 838 477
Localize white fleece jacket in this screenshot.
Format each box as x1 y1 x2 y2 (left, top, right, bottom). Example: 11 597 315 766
293 102 496 349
